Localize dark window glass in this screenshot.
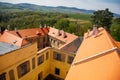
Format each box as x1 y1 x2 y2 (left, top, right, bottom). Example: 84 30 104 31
38 72 43 80
32 58 35 69
17 61 30 78
46 52 49 60
38 55 44 65
55 68 60 75
9 70 15 80
67 56 74 64
53 52 65 62
0 73 6 80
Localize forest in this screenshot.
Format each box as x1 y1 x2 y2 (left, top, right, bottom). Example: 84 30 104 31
0 10 120 41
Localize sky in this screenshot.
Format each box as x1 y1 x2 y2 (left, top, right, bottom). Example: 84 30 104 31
0 0 120 14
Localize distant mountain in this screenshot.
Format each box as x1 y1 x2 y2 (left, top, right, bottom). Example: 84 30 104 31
0 2 120 17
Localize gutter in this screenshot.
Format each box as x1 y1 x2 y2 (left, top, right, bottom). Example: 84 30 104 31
72 47 118 65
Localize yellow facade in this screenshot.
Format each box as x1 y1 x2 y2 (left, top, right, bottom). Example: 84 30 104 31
0 42 74 80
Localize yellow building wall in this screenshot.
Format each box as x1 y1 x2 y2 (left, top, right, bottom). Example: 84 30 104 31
49 49 73 79
0 42 74 80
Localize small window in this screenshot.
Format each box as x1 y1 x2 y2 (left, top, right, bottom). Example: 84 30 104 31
57 41 59 47
55 68 60 75
17 61 30 78
46 52 49 60
67 56 74 64
38 72 43 80
53 52 65 62
32 57 35 69
38 54 44 65
43 37 45 42
0 73 6 80
9 70 15 80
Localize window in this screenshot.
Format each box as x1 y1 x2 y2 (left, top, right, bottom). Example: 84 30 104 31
38 55 44 65
9 70 15 80
0 73 6 80
57 41 60 47
67 56 74 64
55 68 60 75
46 52 49 60
53 52 65 62
17 61 30 78
38 72 43 80
32 58 35 69
43 37 45 42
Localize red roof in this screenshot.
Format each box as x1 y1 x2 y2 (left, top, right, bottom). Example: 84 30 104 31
8 28 49 38
0 28 49 47
48 27 78 49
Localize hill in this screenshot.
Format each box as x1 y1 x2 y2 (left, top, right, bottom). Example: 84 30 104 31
0 2 120 17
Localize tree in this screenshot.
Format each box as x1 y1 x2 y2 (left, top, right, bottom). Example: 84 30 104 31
110 25 120 41
110 18 120 41
91 8 113 31
68 22 76 33
55 19 70 31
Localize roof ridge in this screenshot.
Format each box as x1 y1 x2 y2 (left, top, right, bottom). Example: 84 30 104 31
7 31 23 39
103 28 117 48
104 29 120 48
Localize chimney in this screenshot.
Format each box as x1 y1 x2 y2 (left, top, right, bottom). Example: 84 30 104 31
63 31 67 38
39 24 42 28
92 24 98 37
0 27 5 34
7 25 10 30
85 29 90 39
57 30 61 36
44 24 47 28
14 27 18 33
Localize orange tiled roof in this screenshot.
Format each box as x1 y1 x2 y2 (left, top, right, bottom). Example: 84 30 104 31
0 31 28 46
8 28 49 38
48 27 78 49
65 27 120 80
0 28 49 47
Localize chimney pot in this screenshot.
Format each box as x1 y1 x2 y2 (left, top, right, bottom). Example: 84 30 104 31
63 31 67 38
92 25 98 37
57 30 61 36
14 27 18 32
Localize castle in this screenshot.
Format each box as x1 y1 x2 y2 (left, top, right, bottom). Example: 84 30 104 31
0 26 120 80
0 26 82 80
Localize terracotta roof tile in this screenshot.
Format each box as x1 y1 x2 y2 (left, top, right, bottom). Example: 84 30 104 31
0 28 49 47
48 27 78 49
65 27 120 80
8 28 49 38
0 31 28 47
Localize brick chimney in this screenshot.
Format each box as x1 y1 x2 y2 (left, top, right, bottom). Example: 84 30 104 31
85 29 90 39
63 31 67 38
39 24 42 28
0 27 5 34
57 30 61 36
92 24 98 38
